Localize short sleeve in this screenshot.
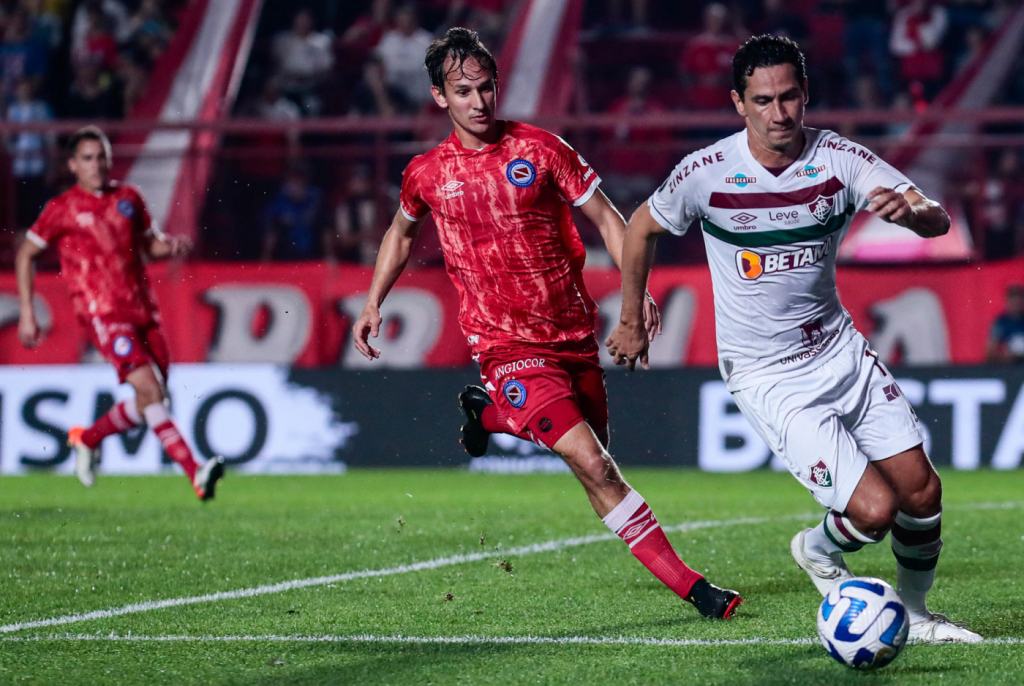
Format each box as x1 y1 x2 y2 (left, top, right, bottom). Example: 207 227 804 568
130 188 164 239
548 135 600 207
648 157 703 236
837 138 916 212
399 159 430 222
26 199 61 248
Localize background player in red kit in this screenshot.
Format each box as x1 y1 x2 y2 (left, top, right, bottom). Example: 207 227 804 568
353 28 741 619
15 126 225 499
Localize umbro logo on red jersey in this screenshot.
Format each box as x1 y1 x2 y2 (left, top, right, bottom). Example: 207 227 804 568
441 180 465 199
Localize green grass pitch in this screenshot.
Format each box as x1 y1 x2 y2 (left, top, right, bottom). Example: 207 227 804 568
1 469 1022 685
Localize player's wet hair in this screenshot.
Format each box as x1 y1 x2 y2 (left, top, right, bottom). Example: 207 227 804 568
732 34 807 99
67 125 111 159
425 27 498 93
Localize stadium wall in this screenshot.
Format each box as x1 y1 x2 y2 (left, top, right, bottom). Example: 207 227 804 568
1 260 1023 368
2 365 1024 475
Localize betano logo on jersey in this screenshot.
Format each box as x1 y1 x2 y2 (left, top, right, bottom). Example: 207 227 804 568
506 159 537 188
735 236 834 280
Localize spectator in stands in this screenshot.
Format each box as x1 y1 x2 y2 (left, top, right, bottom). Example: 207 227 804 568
602 66 671 210
329 165 379 265
128 0 174 63
118 49 150 114
261 164 326 261
826 0 894 100
272 8 334 117
678 3 740 110
62 56 123 119
376 4 435 108
988 284 1024 364
251 77 302 121
890 0 949 101
605 0 649 33
5 78 53 229
955 25 987 73
71 0 131 55
0 11 49 104
348 55 415 118
75 7 120 72
973 149 1024 260
757 0 808 44
442 0 511 48
22 0 63 50
339 0 390 61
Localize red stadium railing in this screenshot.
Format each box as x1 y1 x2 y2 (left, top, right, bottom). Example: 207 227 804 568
2 107 1024 265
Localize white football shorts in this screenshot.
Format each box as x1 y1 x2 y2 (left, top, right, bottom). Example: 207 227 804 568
731 333 927 512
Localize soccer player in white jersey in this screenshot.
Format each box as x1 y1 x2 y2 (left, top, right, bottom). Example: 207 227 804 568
606 35 981 643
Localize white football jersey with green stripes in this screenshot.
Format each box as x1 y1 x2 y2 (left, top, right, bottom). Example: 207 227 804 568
649 127 915 391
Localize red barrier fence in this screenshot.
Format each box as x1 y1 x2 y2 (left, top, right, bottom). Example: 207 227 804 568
2 260 1021 368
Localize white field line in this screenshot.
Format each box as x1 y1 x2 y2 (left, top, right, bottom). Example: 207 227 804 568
2 634 1022 647
2 500 1019 635
0 514 806 635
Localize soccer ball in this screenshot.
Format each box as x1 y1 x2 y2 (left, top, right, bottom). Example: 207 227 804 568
817 577 909 670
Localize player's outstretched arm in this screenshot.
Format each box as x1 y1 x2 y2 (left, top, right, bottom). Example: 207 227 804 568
146 234 194 260
353 210 422 360
605 202 667 371
15 238 45 348
580 189 662 340
867 187 950 238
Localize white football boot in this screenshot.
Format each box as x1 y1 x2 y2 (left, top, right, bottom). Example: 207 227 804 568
67 426 100 488
908 611 983 644
791 528 854 596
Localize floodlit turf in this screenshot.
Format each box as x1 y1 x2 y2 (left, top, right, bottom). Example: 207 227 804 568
1 469 1022 685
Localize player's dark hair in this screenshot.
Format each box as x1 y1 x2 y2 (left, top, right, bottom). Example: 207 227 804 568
732 34 807 99
67 125 110 158
425 27 498 93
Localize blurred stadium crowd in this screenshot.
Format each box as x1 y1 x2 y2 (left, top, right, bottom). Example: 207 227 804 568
3 0 1024 267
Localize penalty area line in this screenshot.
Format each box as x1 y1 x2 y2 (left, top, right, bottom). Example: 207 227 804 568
0 513 808 635
2 634 1022 647
2 500 1017 636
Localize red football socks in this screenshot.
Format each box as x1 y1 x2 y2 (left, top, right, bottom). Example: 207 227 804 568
81 400 142 448
481 404 507 433
143 403 199 482
602 489 704 600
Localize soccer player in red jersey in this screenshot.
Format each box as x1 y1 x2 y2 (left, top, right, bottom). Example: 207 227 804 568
15 126 225 499
353 28 741 618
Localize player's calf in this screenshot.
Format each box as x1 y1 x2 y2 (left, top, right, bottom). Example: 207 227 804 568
601 488 741 619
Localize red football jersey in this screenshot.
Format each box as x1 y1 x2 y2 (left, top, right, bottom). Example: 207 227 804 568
400 121 600 354
28 182 161 325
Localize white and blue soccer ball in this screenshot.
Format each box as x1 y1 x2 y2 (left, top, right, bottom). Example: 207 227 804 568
817 577 909 670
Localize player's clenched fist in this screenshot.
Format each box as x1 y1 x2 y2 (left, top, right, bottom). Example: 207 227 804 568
18 310 40 348
606 320 649 371
353 305 382 360
867 187 912 227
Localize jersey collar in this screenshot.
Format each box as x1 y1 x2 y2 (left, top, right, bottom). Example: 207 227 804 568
446 121 507 155
738 127 821 183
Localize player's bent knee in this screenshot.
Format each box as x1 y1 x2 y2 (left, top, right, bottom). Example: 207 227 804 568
902 470 942 517
849 490 898 539
567 448 617 489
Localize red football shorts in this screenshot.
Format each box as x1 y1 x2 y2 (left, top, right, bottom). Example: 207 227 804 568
478 338 609 450
88 318 170 384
